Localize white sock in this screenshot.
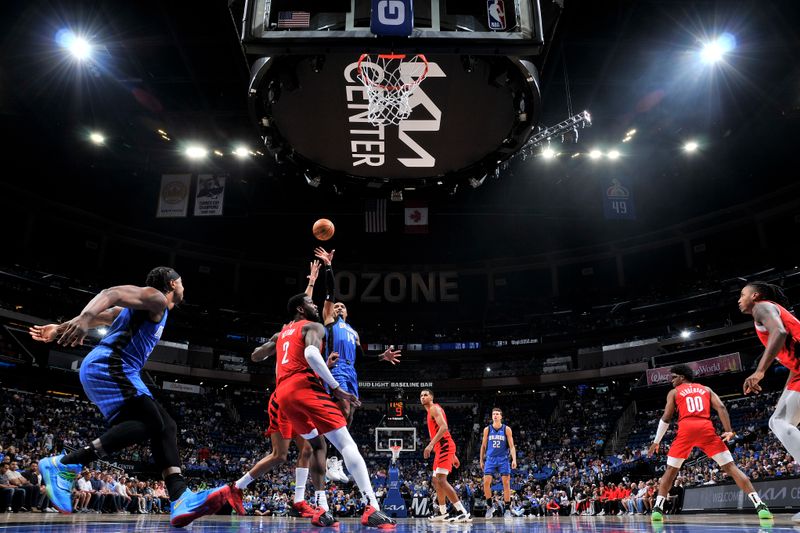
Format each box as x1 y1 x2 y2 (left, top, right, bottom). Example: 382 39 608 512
748 492 763 507
439 504 448 515
294 468 309 503
325 427 379 509
316 490 329 511
655 495 666 509
235 472 254 490
454 501 466 514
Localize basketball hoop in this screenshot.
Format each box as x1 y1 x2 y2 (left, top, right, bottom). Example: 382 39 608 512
389 445 402 465
357 53 429 126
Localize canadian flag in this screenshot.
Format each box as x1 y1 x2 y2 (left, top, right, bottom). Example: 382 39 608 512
404 201 428 234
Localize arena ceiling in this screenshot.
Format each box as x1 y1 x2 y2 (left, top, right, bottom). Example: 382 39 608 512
1 0 798 263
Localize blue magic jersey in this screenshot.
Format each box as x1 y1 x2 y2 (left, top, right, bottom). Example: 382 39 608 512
79 307 168 420
486 424 509 459
326 316 358 369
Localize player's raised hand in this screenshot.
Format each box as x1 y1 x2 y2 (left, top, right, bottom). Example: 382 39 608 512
743 372 764 395
28 324 60 343
314 247 335 265
332 387 360 407
647 442 660 456
308 260 321 284
380 346 402 365
720 431 736 443
327 351 339 369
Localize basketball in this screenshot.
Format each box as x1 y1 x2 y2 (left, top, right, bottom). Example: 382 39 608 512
313 218 335 241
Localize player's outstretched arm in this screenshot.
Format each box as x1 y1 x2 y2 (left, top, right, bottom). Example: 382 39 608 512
709 389 735 441
252 332 279 362
648 389 676 456
745 302 787 394
313 247 336 324
58 286 166 347
305 260 321 298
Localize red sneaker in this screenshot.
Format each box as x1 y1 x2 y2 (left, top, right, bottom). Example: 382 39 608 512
292 500 318 518
311 507 338 527
226 485 246 515
361 505 396 529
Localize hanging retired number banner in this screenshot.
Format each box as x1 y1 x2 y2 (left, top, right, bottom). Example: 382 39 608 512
603 177 636 220
194 175 226 216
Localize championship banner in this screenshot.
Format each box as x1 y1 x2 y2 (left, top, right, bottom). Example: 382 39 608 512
646 353 742 386
156 174 191 218
194 175 225 216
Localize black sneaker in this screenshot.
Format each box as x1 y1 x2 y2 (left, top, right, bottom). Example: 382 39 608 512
361 505 397 529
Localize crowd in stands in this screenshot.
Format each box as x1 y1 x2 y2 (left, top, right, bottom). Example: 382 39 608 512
2 378 796 517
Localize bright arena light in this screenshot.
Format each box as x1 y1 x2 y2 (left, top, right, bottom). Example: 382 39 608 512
680 330 692 339
486 367 491 372
56 30 93 60
185 145 208 159
542 147 556 159
589 149 602 160
683 141 699 153
700 34 736 65
233 146 250 158
89 132 105 145
97 327 108 336
607 150 620 160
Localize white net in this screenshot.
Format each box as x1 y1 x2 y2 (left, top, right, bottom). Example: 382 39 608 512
357 53 429 126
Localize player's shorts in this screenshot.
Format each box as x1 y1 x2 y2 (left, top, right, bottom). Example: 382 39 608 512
432 438 457 475
80 347 152 422
265 391 297 440
275 370 347 438
330 368 359 397
667 418 732 468
483 458 511 476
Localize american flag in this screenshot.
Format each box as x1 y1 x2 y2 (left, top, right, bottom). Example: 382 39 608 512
365 198 387 233
277 11 310 28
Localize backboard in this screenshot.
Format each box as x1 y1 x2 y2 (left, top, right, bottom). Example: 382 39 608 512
375 426 416 452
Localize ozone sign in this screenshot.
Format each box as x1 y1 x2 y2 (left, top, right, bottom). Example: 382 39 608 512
263 54 537 181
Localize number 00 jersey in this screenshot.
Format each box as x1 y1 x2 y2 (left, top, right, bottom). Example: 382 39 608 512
675 382 711 422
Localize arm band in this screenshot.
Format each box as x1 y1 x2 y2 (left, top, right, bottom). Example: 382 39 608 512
654 419 670 444
304 345 341 390
324 265 336 302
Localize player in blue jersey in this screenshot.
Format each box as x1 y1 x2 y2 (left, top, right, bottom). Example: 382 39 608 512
479 408 517 519
28 267 240 527
313 247 401 482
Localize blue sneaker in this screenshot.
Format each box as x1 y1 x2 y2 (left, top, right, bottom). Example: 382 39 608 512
170 485 231 527
39 454 82 513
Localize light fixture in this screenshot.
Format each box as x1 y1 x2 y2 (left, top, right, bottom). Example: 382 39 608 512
680 330 692 339
468 175 487 189
607 150 620 160
304 173 321 187
486 367 491 372
213 150 224 157
700 34 736 65
683 141 699 153
589 149 602 160
97 327 108 336
89 132 105 145
185 145 208 159
542 147 556 159
233 146 250 158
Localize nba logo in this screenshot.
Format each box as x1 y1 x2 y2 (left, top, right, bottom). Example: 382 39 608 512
487 0 506 30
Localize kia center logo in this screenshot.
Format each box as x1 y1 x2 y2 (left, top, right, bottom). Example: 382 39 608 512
378 1 405 25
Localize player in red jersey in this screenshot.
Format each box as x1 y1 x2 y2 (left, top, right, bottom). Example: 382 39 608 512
233 261 336 526
648 364 771 522
268 292 396 529
420 389 471 523
740 281 800 521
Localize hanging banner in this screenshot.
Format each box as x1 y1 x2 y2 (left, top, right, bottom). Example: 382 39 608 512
156 174 191 218
646 353 742 386
194 175 226 216
603 177 636 220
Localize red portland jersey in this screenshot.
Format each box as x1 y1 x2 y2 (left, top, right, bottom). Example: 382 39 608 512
275 320 315 386
675 382 712 422
426 403 455 449
754 301 800 373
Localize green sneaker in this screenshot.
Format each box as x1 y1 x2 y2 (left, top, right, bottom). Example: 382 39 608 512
757 503 773 520
651 507 664 522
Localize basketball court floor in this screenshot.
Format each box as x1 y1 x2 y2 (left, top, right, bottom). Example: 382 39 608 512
0 514 793 532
